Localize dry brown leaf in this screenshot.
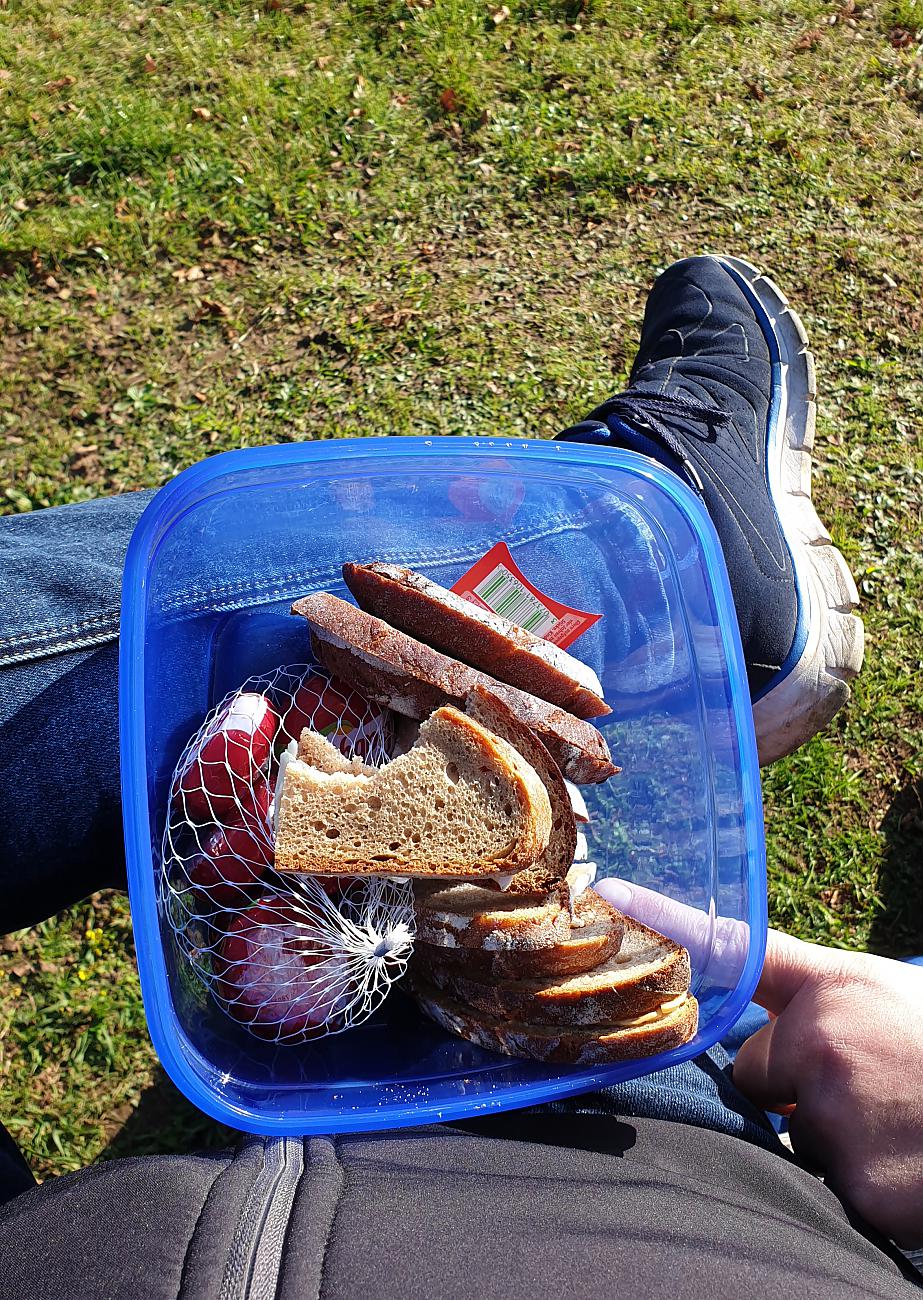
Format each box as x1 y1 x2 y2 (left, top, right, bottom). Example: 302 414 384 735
745 80 766 102
171 265 205 282
794 27 823 49
57 100 78 114
44 74 76 91
316 55 332 68
12 197 27 211
196 297 230 318
439 87 460 113
0 68 11 80
889 26 913 47
143 53 157 72
191 106 213 120
9 960 31 978
57 287 71 300
491 4 511 23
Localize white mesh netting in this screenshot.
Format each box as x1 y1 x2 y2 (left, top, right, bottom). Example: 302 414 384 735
160 663 416 1044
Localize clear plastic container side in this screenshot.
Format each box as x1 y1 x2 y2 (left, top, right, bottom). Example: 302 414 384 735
121 439 765 1133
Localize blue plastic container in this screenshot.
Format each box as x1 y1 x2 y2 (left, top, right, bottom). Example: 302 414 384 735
120 436 766 1135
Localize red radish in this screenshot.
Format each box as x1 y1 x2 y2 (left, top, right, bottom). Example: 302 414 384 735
280 674 365 747
215 897 353 1041
188 818 274 908
177 692 279 823
314 875 350 901
236 768 273 829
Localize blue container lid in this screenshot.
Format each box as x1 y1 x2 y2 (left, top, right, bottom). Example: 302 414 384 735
120 436 766 1134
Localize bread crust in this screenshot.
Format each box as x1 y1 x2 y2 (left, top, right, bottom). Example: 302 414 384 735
464 686 576 894
275 706 551 877
292 593 618 785
423 914 691 1025
411 977 699 1065
343 562 610 720
414 890 625 979
413 879 572 950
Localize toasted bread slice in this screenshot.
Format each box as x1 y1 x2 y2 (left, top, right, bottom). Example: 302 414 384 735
343 562 609 720
464 686 576 895
415 888 624 980
275 705 552 877
413 879 572 951
424 913 691 1025
296 729 374 775
292 593 618 785
412 977 699 1065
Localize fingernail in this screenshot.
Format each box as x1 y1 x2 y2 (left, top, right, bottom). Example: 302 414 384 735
599 878 632 909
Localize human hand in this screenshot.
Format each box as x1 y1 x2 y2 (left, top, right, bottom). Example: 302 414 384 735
596 879 923 1246
733 929 923 1248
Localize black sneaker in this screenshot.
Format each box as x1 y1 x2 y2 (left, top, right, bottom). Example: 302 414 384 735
557 255 863 764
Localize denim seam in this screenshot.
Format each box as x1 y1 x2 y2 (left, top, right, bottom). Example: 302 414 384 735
0 612 118 648
157 513 587 616
0 512 593 665
0 622 122 670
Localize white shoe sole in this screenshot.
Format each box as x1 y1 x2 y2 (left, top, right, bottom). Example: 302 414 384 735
716 256 865 765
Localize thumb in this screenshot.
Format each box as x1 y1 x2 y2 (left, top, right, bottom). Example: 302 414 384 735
752 928 837 1016
732 1017 799 1113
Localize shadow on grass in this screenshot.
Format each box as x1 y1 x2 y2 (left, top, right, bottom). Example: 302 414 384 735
100 1067 236 1164
870 778 923 959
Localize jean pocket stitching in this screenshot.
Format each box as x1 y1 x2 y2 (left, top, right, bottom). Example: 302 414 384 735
157 513 584 616
0 611 120 650
0 624 120 668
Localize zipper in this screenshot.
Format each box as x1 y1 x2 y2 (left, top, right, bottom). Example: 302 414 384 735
219 1136 305 1300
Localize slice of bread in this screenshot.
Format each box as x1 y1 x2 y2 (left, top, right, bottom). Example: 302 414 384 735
413 879 572 951
425 914 691 1025
275 705 552 877
291 593 618 785
296 729 373 775
343 562 610 720
415 888 625 980
412 977 699 1065
463 686 576 895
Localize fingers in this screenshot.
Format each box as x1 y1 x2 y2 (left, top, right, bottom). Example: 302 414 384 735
596 879 711 954
595 878 750 984
732 1018 799 1114
752 928 838 1016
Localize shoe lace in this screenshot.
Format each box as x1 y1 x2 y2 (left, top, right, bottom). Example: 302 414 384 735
561 390 734 496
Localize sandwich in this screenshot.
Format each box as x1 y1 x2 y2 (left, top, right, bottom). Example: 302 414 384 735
291 592 618 785
411 891 697 1063
274 705 552 878
274 559 697 1066
342 561 610 720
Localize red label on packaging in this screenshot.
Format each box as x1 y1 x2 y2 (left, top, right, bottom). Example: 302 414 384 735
451 542 601 649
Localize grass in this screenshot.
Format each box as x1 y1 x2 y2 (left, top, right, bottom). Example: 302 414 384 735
1 0 922 1180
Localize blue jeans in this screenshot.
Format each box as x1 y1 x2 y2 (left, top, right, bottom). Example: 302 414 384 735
0 490 781 1159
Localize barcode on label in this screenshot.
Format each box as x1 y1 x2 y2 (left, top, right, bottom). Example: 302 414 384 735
473 564 559 636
